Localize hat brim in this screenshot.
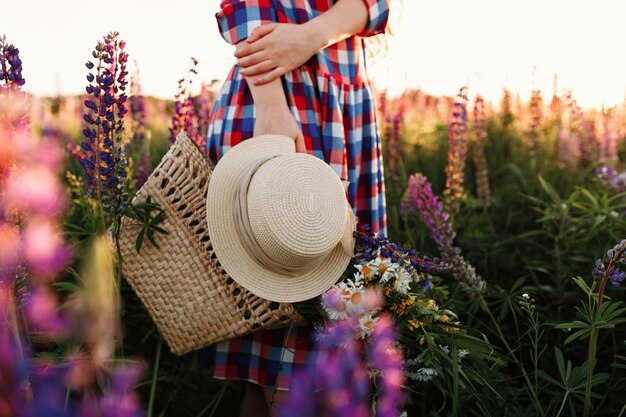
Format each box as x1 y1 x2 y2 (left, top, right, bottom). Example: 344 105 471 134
206 135 352 303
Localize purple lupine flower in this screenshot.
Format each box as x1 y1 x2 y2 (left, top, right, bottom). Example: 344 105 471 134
558 126 581 170
194 81 215 150
280 320 370 417
369 314 405 417
472 95 491 207
0 121 73 417
596 166 626 194
169 57 198 145
78 362 145 417
0 35 26 94
1 72 144 417
600 109 618 164
129 62 146 144
80 32 129 217
594 240 626 289
129 62 152 186
0 304 71 417
443 87 469 217
383 106 404 195
354 223 443 278
407 174 455 251
406 173 486 298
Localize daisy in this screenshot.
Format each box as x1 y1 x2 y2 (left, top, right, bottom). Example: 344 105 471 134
321 286 349 320
392 268 412 293
355 262 377 282
374 256 396 283
358 314 378 339
344 284 367 316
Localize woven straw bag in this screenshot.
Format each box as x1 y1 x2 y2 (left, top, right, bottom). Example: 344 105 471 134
118 132 306 356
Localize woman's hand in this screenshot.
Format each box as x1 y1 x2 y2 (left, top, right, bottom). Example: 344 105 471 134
254 103 307 154
235 23 323 85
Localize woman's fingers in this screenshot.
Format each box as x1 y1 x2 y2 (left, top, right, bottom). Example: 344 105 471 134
240 60 276 77
234 41 264 58
295 133 307 154
236 50 268 68
234 25 277 58
252 67 285 85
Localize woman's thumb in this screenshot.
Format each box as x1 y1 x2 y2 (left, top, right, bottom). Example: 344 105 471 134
295 133 307 154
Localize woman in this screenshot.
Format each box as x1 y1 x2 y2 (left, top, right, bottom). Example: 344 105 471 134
205 0 389 415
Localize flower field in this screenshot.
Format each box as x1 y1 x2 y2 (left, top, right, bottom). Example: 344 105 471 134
3 31 626 417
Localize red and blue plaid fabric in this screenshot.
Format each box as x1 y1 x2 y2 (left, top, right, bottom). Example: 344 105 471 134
211 324 315 390
205 0 389 390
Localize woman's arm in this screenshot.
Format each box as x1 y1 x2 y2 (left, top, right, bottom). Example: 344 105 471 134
236 40 307 153
235 0 388 84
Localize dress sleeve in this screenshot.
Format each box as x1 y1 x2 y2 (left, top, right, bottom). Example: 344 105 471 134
356 0 390 37
216 0 277 45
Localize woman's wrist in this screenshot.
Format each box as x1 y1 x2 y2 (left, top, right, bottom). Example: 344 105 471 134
301 19 330 52
302 0 369 49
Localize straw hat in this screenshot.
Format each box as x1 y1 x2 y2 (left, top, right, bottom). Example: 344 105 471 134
206 134 356 303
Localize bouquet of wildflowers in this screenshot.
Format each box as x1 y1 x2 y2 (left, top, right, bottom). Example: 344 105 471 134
319 225 461 343
292 225 493 415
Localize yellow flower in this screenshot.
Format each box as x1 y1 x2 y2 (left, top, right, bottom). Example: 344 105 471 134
419 337 426 345
439 314 449 323
408 319 423 331
426 299 436 310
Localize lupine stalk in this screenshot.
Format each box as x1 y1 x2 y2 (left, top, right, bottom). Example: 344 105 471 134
443 87 469 218
472 95 491 207
383 108 404 195
582 240 626 417
129 61 146 145
528 89 543 149
558 127 581 170
0 35 26 94
549 74 563 124
600 108 618 164
280 318 400 417
194 81 214 149
407 173 485 298
500 88 513 127
169 57 198 145
129 62 152 186
354 223 443 279
596 166 626 195
80 31 130 219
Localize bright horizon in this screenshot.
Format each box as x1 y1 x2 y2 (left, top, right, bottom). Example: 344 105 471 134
2 0 625 109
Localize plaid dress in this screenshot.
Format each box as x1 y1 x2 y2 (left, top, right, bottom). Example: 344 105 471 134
205 0 389 390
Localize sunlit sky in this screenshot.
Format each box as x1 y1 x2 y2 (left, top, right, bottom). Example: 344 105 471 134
2 0 625 109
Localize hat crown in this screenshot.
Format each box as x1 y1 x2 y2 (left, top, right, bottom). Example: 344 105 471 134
247 154 346 270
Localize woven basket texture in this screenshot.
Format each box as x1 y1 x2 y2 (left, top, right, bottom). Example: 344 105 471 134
118 132 306 356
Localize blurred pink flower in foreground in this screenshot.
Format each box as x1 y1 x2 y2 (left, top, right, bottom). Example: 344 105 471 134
4 166 66 217
22 218 72 281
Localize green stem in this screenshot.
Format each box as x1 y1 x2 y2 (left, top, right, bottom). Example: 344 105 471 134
583 327 599 417
64 385 71 410
147 340 162 417
207 381 229 417
532 312 540 401
452 346 459 417
484 302 544 416
617 402 626 417
555 392 569 417
114 217 125 358
8 292 25 361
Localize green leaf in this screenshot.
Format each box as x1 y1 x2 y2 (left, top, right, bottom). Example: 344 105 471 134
135 229 145 253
